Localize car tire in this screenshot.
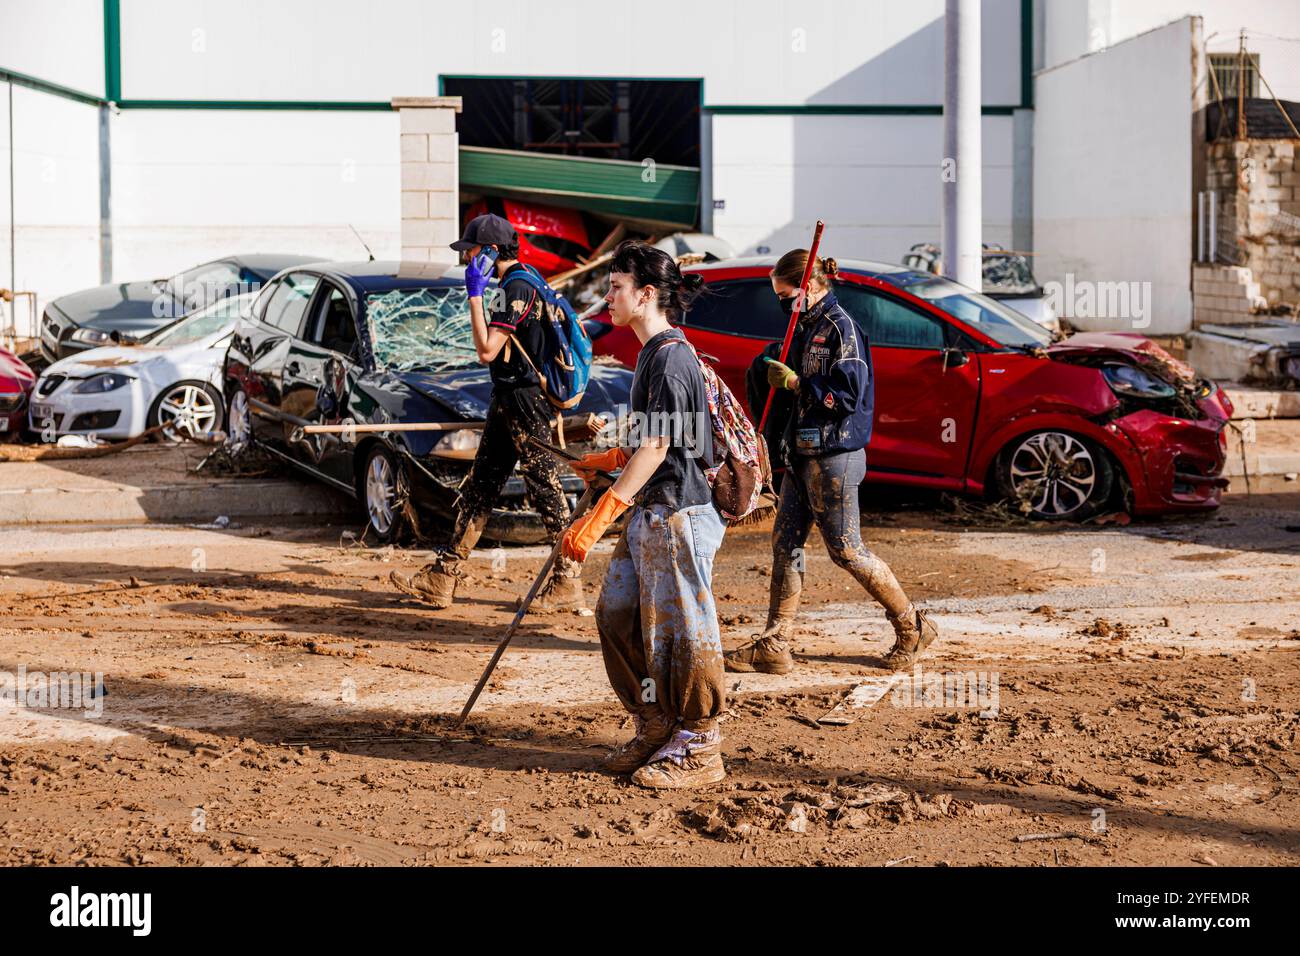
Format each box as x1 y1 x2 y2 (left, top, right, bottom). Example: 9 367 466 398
148 381 224 442
995 430 1114 521
360 444 409 544
224 388 253 457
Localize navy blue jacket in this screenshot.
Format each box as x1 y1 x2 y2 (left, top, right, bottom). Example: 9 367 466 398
782 292 874 460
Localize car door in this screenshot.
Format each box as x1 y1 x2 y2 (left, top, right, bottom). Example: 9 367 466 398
249 271 318 447
676 278 787 408
834 281 979 485
282 279 361 486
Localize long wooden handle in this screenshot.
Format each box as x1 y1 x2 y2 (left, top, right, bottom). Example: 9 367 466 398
757 220 825 434
454 483 602 727
302 421 485 434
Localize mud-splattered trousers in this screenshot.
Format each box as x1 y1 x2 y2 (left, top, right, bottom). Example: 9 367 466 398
428 385 577 576
768 449 910 630
596 502 727 738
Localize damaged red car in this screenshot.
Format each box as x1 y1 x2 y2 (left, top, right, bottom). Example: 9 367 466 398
586 257 1232 521
0 345 36 440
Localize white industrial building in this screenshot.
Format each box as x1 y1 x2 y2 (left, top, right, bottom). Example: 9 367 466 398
2 0 1298 341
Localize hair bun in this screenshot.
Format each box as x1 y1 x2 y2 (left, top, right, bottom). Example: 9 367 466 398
681 272 704 291
822 257 839 277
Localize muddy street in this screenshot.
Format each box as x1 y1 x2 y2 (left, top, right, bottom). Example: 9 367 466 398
0 495 1297 867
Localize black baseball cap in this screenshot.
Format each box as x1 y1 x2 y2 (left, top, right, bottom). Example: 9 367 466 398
450 213 518 252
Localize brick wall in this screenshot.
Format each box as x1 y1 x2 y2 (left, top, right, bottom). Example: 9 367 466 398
1192 263 1267 326
392 96 461 262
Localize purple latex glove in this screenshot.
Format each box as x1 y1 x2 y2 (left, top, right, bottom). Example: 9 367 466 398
464 248 497 298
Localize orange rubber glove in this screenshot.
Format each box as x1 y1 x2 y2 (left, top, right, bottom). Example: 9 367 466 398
561 486 632 562
571 446 630 484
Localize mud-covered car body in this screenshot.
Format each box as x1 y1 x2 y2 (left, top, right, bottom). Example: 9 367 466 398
222 261 632 543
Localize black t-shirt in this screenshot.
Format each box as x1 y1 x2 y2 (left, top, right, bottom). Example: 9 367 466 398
629 328 716 511
487 264 547 391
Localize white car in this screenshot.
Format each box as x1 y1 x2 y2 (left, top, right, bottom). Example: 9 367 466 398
28 292 255 441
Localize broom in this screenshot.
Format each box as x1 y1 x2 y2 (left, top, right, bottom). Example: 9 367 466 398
730 219 825 528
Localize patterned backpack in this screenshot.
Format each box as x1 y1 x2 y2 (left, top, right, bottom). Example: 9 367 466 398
658 337 771 521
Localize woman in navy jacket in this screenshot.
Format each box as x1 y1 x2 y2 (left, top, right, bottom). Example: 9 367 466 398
726 250 939 675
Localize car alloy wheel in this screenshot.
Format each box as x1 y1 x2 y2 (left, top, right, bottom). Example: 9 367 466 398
364 447 405 540
1006 431 1105 519
225 389 251 455
154 382 220 441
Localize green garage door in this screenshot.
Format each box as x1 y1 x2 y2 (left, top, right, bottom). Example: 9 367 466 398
458 146 700 231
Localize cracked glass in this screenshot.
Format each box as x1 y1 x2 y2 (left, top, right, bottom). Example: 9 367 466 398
365 287 478 372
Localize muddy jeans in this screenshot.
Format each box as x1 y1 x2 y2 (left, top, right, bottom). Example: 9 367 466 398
769 450 910 629
429 385 576 577
596 502 727 736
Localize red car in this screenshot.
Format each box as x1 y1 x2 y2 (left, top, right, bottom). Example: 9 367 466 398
0 345 37 440
587 257 1232 520
464 198 593 277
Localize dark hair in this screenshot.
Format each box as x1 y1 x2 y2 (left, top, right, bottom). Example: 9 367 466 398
609 240 705 320
772 249 838 290
495 239 521 261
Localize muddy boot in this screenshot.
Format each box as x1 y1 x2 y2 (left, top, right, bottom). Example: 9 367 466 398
519 558 585 614
600 712 673 774
630 727 726 790
389 565 460 609
882 604 939 671
724 625 794 675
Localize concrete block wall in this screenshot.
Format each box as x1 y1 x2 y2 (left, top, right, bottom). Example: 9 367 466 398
1205 139 1300 309
393 96 461 262
1192 263 1267 326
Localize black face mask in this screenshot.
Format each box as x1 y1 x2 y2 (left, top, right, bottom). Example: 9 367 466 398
777 294 798 317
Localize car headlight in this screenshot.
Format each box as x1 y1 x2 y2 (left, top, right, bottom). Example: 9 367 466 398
1101 363 1176 400
70 328 115 345
434 429 481 453
73 373 133 394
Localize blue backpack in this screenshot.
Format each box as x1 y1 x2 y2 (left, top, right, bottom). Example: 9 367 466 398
505 264 593 410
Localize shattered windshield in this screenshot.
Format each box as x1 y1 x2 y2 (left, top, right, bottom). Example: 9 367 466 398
148 292 254 347
365 286 479 372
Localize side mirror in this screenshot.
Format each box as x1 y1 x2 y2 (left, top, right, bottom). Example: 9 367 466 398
942 348 969 371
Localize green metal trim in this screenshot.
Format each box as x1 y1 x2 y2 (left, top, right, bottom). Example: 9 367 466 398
115 99 392 111
1020 0 1033 109
103 0 121 102
705 104 1019 115
0 67 106 107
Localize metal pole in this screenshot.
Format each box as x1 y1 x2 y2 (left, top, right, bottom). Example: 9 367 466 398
1208 189 1218 263
698 108 713 234
1197 190 1206 262
943 0 983 290
8 80 14 341
98 103 112 284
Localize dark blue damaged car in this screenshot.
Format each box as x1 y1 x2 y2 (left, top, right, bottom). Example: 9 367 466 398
221 260 632 544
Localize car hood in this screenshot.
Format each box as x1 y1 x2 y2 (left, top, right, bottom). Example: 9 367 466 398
50 280 181 329
1047 331 1198 386
389 362 635 421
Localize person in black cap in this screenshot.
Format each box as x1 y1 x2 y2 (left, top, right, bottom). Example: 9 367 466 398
390 213 583 611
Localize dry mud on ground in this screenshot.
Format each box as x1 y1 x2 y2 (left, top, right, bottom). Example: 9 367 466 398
0 493 1297 866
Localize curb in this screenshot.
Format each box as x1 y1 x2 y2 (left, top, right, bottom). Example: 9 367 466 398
0 478 352 525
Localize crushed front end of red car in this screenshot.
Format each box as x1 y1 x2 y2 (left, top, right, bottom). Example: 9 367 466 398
1047 333 1230 515
0 346 37 439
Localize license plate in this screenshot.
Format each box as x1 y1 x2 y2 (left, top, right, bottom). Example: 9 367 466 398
31 403 52 420
0 416 8 431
